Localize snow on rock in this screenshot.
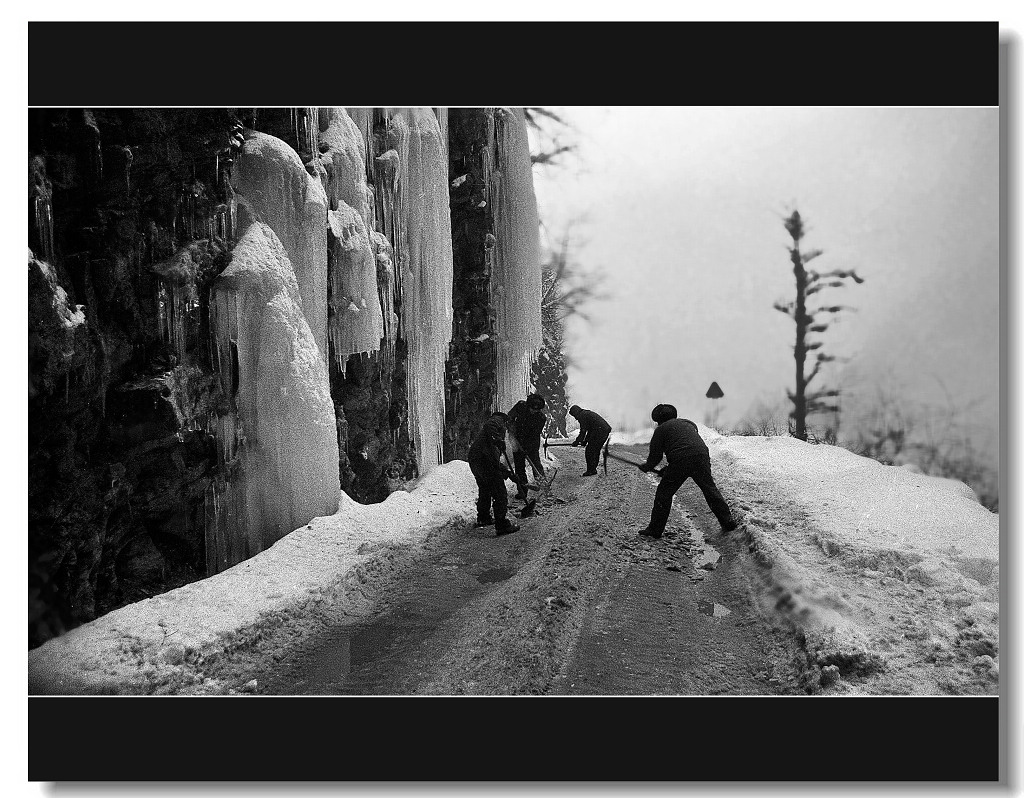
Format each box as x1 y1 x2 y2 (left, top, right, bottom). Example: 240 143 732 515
29 252 86 334
28 461 478 695
704 426 999 694
490 107 542 412
208 222 340 569
385 108 455 474
231 129 330 363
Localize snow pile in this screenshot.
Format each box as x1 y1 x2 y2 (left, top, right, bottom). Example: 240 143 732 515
384 108 455 473
490 107 543 412
29 462 479 695
703 426 999 694
610 427 656 447
207 222 341 571
231 130 330 363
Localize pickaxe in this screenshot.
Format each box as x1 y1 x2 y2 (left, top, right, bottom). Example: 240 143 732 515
543 437 577 457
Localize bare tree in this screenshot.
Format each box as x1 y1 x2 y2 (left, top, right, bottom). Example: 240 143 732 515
773 210 864 441
532 225 607 437
524 107 577 168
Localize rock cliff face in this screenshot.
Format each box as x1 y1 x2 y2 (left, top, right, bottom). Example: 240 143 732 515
28 107 541 648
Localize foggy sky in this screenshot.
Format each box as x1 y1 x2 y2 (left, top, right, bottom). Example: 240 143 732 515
530 106 1000 469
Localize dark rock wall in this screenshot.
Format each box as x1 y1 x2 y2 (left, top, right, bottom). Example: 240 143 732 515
443 108 500 460
28 109 237 648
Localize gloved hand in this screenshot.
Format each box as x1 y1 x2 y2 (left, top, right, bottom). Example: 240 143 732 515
638 463 652 473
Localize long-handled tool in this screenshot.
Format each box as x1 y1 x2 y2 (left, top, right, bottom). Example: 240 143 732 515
543 437 577 458
500 449 539 492
604 448 665 476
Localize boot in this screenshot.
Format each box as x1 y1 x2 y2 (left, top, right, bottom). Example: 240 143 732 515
495 520 520 536
638 527 662 539
475 516 494 528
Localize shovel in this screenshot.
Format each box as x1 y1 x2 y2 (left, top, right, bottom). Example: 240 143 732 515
604 448 665 476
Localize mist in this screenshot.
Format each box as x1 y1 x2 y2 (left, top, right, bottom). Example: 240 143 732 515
530 106 999 492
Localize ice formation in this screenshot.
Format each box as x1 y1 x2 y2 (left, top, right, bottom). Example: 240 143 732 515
489 108 543 412
152 244 203 361
320 108 373 225
290 107 320 159
383 109 455 473
231 130 330 365
327 203 385 371
319 108 385 372
371 230 399 378
30 156 55 265
207 221 341 572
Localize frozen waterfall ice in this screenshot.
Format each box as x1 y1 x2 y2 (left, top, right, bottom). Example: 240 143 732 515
490 107 543 412
382 108 455 474
231 130 330 367
206 221 341 571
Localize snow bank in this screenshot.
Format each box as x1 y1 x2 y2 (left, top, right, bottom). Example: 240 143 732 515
704 426 999 693
711 431 998 566
28 462 478 695
610 427 655 447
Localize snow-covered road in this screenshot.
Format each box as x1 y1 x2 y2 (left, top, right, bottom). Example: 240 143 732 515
28 426 999 696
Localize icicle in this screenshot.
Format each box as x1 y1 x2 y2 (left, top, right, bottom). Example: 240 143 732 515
124 146 133 191
327 202 384 370
83 110 103 182
489 108 543 412
386 109 455 476
30 156 55 265
320 109 384 373
434 108 449 164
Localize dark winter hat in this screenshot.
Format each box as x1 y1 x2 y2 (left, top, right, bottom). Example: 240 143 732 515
568 405 581 416
526 393 546 410
651 404 678 423
491 411 510 422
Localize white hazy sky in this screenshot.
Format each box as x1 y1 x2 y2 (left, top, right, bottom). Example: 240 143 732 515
531 106 1000 470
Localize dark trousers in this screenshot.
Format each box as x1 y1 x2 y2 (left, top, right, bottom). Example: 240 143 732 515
513 442 544 496
648 456 734 534
469 461 509 526
584 429 610 473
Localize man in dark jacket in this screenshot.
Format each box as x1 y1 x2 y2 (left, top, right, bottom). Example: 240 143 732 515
506 392 547 500
568 404 612 477
467 411 521 536
637 403 740 539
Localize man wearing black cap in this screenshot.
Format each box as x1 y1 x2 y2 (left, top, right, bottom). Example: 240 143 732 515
637 403 740 539
567 404 612 477
467 411 521 536
506 392 548 500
